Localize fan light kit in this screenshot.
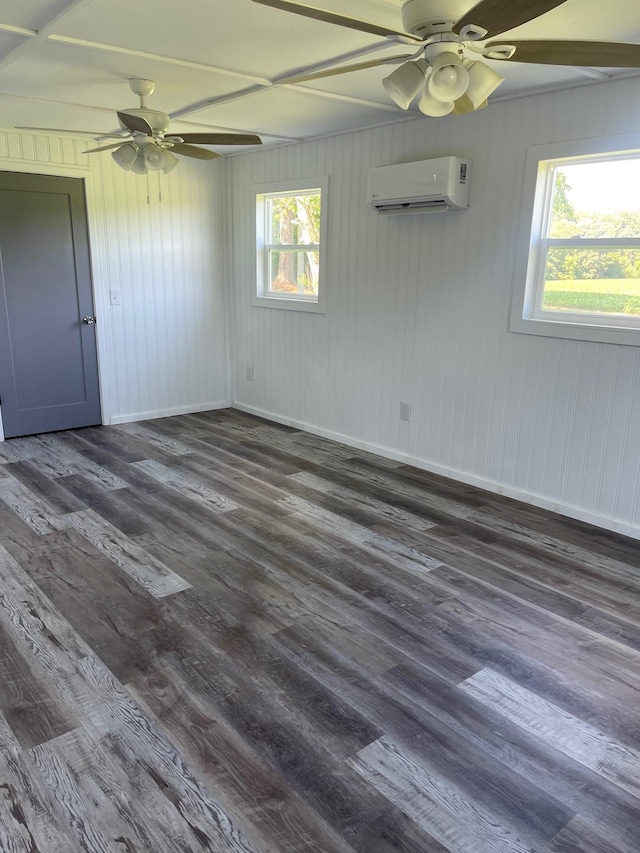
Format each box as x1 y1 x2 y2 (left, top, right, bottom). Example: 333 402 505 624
253 0 640 117
382 45 503 117
18 78 262 174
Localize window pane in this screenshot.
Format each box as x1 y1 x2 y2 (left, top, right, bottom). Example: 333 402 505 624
542 246 640 316
269 192 321 246
549 160 640 239
268 250 319 296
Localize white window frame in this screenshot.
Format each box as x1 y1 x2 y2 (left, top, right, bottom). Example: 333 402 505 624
253 177 328 313
510 133 640 347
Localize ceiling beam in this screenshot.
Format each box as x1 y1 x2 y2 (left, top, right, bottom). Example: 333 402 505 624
169 85 281 120
0 0 103 72
573 66 612 80
273 41 407 87
0 23 38 38
170 76 401 126
171 40 407 122
46 36 272 86
279 83 398 111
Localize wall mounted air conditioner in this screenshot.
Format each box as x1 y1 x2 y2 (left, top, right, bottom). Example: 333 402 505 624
367 156 471 214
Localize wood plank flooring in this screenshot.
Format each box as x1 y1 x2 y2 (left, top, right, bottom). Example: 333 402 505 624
0 408 639 852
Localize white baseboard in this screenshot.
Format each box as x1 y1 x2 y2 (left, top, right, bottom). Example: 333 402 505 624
109 400 230 425
233 402 640 542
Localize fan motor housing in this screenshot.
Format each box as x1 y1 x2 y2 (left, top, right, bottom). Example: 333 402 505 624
118 108 170 135
401 0 470 37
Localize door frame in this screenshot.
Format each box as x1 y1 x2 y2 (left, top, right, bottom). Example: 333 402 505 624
0 152 111 441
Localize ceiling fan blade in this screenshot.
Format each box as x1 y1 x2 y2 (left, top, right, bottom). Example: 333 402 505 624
15 126 124 137
486 39 640 66
83 142 129 154
171 143 221 160
177 133 262 145
454 0 568 39
281 54 414 85
252 0 422 43
117 111 153 135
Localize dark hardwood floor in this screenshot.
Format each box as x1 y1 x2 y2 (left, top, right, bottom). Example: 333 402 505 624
0 408 639 852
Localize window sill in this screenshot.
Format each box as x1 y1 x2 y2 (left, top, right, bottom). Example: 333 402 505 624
252 294 326 314
509 313 640 347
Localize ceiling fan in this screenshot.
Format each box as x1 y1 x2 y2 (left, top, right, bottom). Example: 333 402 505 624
253 0 640 116
18 78 262 174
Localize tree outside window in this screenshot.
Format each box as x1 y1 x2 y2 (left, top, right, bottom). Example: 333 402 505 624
254 178 327 314
267 190 321 297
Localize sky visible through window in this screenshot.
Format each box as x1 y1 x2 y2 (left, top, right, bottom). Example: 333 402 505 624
558 157 640 214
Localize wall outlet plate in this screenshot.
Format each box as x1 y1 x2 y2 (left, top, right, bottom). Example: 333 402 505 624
400 401 411 422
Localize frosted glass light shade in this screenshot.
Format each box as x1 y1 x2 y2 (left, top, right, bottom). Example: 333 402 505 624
465 61 504 108
382 60 427 110
419 72 454 116
111 142 138 170
130 152 147 174
144 144 166 171
162 150 179 174
427 52 469 103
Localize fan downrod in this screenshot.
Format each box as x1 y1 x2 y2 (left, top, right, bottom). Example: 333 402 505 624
128 78 156 109
119 79 171 135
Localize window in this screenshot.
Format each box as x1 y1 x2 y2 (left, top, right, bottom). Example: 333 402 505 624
511 134 640 346
254 177 328 313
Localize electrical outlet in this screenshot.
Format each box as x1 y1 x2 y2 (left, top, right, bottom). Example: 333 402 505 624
247 366 254 381
400 401 411 422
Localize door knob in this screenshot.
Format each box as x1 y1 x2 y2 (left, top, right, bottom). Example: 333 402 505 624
82 316 96 325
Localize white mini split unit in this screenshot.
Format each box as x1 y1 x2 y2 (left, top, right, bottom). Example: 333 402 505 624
367 156 471 214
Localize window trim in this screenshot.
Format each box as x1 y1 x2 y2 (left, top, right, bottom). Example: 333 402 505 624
510 133 640 347
253 177 328 314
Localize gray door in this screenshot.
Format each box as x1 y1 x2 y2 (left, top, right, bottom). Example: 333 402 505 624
0 172 102 438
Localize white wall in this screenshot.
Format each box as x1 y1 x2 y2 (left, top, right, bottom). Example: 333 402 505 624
228 76 640 539
0 130 229 431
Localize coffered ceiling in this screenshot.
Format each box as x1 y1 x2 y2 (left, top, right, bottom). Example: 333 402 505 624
1 0 639 154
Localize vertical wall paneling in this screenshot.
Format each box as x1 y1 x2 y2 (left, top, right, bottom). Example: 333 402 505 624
227 76 640 538
0 130 229 430
91 147 229 423
220 159 236 405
